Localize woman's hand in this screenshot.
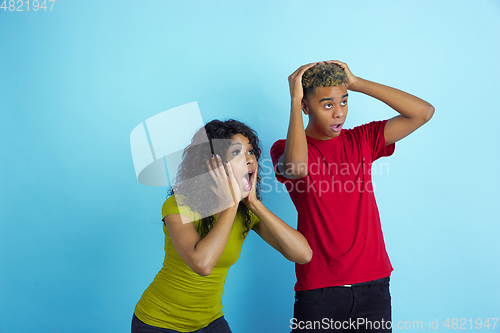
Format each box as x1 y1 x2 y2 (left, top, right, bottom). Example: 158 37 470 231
166 155 241 276
242 164 260 211
206 154 241 211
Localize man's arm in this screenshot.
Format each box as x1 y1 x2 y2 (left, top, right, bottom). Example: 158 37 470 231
328 60 435 145
279 62 318 179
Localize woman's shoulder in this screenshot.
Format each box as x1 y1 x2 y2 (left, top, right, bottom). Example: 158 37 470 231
231 206 260 234
162 195 202 222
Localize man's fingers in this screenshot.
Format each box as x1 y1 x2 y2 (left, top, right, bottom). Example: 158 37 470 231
297 62 317 75
327 60 347 70
290 62 317 79
292 62 318 83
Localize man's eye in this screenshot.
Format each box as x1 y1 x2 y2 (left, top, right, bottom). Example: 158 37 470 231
325 103 333 109
341 100 347 106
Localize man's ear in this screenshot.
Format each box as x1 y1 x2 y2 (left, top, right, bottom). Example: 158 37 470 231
301 98 309 115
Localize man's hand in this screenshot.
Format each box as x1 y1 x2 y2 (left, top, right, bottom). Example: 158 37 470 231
324 60 435 145
325 60 359 90
288 62 318 101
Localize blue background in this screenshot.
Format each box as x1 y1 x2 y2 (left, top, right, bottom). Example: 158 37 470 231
1 1 499 332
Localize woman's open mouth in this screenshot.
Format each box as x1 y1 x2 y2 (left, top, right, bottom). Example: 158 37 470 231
241 169 255 191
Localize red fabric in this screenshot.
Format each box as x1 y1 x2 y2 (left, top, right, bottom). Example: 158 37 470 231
270 121 395 291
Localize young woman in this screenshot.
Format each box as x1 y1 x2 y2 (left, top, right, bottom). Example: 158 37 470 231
132 119 312 333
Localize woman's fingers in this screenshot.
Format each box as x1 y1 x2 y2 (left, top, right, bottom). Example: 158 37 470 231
207 157 222 181
206 159 218 182
251 164 259 187
225 160 240 202
207 154 244 206
208 155 232 193
225 159 236 182
212 155 226 180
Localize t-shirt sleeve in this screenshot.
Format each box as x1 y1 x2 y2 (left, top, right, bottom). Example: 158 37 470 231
161 195 200 222
270 139 289 184
362 120 395 161
249 209 261 229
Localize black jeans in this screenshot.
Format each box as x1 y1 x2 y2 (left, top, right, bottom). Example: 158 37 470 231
131 314 232 333
291 277 392 332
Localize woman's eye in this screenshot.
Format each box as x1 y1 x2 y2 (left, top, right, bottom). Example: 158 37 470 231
231 150 241 155
248 149 255 155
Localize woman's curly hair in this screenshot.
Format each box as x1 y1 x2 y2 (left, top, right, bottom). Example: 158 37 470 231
302 63 348 97
167 119 262 238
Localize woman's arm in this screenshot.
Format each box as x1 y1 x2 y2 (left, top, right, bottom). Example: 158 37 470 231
250 202 312 264
244 165 312 264
164 204 238 276
165 155 241 276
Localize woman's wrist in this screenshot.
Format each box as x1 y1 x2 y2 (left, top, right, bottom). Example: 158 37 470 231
246 199 263 214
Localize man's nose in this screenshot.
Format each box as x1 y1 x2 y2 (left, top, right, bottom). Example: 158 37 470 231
333 105 344 118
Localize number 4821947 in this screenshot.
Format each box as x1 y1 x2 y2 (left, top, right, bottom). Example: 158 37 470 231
1 0 56 11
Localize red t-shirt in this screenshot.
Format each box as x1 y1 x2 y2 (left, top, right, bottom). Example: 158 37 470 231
270 120 395 291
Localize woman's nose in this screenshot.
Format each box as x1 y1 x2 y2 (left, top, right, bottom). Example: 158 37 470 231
245 154 254 165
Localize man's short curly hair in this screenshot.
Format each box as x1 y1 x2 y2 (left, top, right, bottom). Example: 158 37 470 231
302 63 348 97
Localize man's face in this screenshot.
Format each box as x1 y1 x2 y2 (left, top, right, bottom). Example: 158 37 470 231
302 85 348 140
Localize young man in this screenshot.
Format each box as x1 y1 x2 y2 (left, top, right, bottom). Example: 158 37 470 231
271 61 434 332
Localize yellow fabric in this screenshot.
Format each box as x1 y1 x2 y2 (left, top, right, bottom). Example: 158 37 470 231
134 195 260 332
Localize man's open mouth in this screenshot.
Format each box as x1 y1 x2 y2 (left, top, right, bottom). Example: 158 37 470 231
331 123 343 132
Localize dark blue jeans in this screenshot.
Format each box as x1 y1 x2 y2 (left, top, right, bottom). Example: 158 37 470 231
291 277 392 332
131 314 232 333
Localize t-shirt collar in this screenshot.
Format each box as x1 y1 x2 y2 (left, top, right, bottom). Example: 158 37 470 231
306 132 342 145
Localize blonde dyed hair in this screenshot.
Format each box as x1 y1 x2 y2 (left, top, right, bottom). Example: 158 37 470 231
302 63 347 96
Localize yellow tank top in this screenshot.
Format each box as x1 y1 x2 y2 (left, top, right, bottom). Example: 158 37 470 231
134 195 260 332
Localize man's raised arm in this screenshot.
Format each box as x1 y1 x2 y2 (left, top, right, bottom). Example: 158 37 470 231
278 63 318 179
328 60 435 146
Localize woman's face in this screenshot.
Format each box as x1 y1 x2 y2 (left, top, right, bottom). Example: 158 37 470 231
225 133 257 199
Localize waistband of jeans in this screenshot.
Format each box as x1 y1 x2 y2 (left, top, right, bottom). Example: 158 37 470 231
338 276 390 287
